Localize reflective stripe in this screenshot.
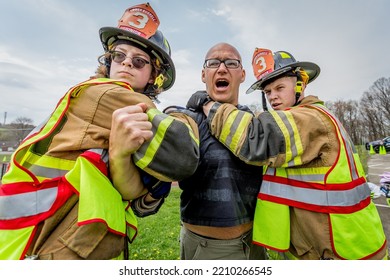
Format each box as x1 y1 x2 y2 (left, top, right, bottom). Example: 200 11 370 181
225 111 252 152
269 110 303 167
220 110 252 153
26 165 68 179
184 122 199 146
266 167 326 182
0 187 58 219
260 179 370 207
21 152 75 180
20 148 105 182
135 109 174 169
285 173 325 182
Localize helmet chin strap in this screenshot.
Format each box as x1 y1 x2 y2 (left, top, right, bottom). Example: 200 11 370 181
261 91 268 112
294 81 303 105
294 68 304 106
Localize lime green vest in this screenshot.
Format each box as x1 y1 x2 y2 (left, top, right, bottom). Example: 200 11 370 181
253 104 386 259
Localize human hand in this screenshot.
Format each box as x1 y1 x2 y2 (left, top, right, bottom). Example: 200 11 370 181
186 91 212 112
109 103 153 159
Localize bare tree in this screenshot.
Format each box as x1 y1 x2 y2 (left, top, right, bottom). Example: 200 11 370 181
369 77 390 130
9 117 35 144
326 100 365 144
359 77 390 141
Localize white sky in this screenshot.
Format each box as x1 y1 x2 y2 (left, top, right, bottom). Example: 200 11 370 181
1 0 389 125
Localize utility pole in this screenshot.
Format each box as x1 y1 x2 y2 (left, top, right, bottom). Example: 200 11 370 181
3 112 6 126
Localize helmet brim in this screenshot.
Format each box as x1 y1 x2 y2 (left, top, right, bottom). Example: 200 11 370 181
246 61 320 94
99 27 175 91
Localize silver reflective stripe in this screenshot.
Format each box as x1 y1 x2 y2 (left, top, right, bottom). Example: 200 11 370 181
261 180 370 207
288 173 326 182
28 165 68 179
134 115 161 158
265 168 325 182
0 187 58 219
265 168 274 175
223 110 247 148
275 111 299 166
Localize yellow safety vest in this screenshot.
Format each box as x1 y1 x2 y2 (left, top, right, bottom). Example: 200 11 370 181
0 79 137 260
253 104 386 259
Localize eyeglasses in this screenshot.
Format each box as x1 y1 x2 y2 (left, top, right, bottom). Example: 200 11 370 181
203 59 241 69
110 51 150 69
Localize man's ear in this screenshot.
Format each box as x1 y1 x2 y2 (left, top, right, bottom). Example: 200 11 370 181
241 69 246 83
201 69 206 83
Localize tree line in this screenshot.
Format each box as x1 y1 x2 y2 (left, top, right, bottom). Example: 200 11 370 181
326 77 390 144
0 117 34 150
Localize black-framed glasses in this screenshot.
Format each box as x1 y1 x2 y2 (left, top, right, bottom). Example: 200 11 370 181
110 51 150 69
203 59 241 69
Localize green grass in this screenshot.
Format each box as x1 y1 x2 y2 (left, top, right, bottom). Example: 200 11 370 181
129 186 181 260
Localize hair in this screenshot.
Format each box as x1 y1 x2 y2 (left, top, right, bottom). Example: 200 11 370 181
90 41 163 94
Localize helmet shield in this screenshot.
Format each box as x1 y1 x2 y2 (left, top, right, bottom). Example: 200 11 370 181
99 3 175 92
117 3 160 40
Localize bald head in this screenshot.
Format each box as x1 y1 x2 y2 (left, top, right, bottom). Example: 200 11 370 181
202 42 245 106
205 43 242 61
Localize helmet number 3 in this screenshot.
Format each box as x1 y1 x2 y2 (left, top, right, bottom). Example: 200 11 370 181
255 57 267 74
128 12 149 29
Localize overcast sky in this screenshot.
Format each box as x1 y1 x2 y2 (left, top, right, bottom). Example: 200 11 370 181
1 0 389 125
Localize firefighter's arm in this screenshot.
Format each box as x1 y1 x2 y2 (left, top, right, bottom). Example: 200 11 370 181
205 102 330 167
132 108 200 182
92 84 198 183
205 102 285 166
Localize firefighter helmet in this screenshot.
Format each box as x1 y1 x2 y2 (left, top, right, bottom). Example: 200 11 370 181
246 48 320 94
99 3 175 92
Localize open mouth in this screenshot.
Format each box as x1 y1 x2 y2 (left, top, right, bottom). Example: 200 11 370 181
215 79 229 88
